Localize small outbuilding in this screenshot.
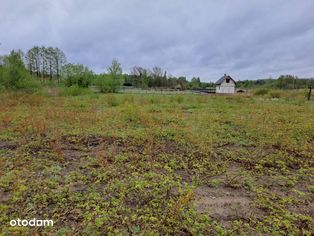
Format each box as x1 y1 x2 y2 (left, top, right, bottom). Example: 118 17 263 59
215 74 236 94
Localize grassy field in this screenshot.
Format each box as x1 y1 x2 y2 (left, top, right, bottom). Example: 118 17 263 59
0 91 313 235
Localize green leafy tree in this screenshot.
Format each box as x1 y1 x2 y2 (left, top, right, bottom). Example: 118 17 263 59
94 60 123 93
62 63 94 87
95 74 121 93
130 66 149 88
190 77 201 89
107 59 122 77
1 50 29 88
0 50 39 92
102 59 123 92
177 76 188 90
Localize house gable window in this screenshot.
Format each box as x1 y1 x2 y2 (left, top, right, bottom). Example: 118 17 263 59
226 78 230 83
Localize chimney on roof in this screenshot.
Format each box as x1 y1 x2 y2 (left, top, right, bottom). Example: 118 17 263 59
224 73 227 76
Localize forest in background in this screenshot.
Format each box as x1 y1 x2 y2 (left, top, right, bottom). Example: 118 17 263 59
0 46 313 94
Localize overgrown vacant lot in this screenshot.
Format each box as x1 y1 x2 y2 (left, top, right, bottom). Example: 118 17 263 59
0 92 313 235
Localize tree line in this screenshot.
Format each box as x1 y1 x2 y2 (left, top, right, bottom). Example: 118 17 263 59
238 75 314 89
124 66 212 90
1 46 313 93
25 46 66 81
1 46 213 92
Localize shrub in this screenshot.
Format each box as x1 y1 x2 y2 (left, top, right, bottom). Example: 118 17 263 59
64 74 92 88
95 74 122 93
60 85 92 96
254 89 268 96
269 91 281 98
0 50 41 93
62 63 93 88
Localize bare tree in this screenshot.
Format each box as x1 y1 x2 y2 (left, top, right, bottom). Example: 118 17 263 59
151 66 163 78
131 66 147 77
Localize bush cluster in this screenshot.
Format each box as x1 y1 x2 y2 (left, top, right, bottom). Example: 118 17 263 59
254 89 269 96
95 74 122 93
0 51 41 93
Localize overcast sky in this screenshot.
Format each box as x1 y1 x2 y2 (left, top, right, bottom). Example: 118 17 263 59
1 0 314 81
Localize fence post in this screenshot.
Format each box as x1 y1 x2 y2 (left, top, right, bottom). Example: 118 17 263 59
308 86 312 101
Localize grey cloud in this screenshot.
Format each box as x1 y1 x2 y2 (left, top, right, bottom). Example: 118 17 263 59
1 0 314 81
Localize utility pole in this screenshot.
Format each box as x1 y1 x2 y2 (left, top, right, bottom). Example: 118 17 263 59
308 86 312 101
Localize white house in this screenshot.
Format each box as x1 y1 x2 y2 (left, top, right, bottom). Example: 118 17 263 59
215 74 236 94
